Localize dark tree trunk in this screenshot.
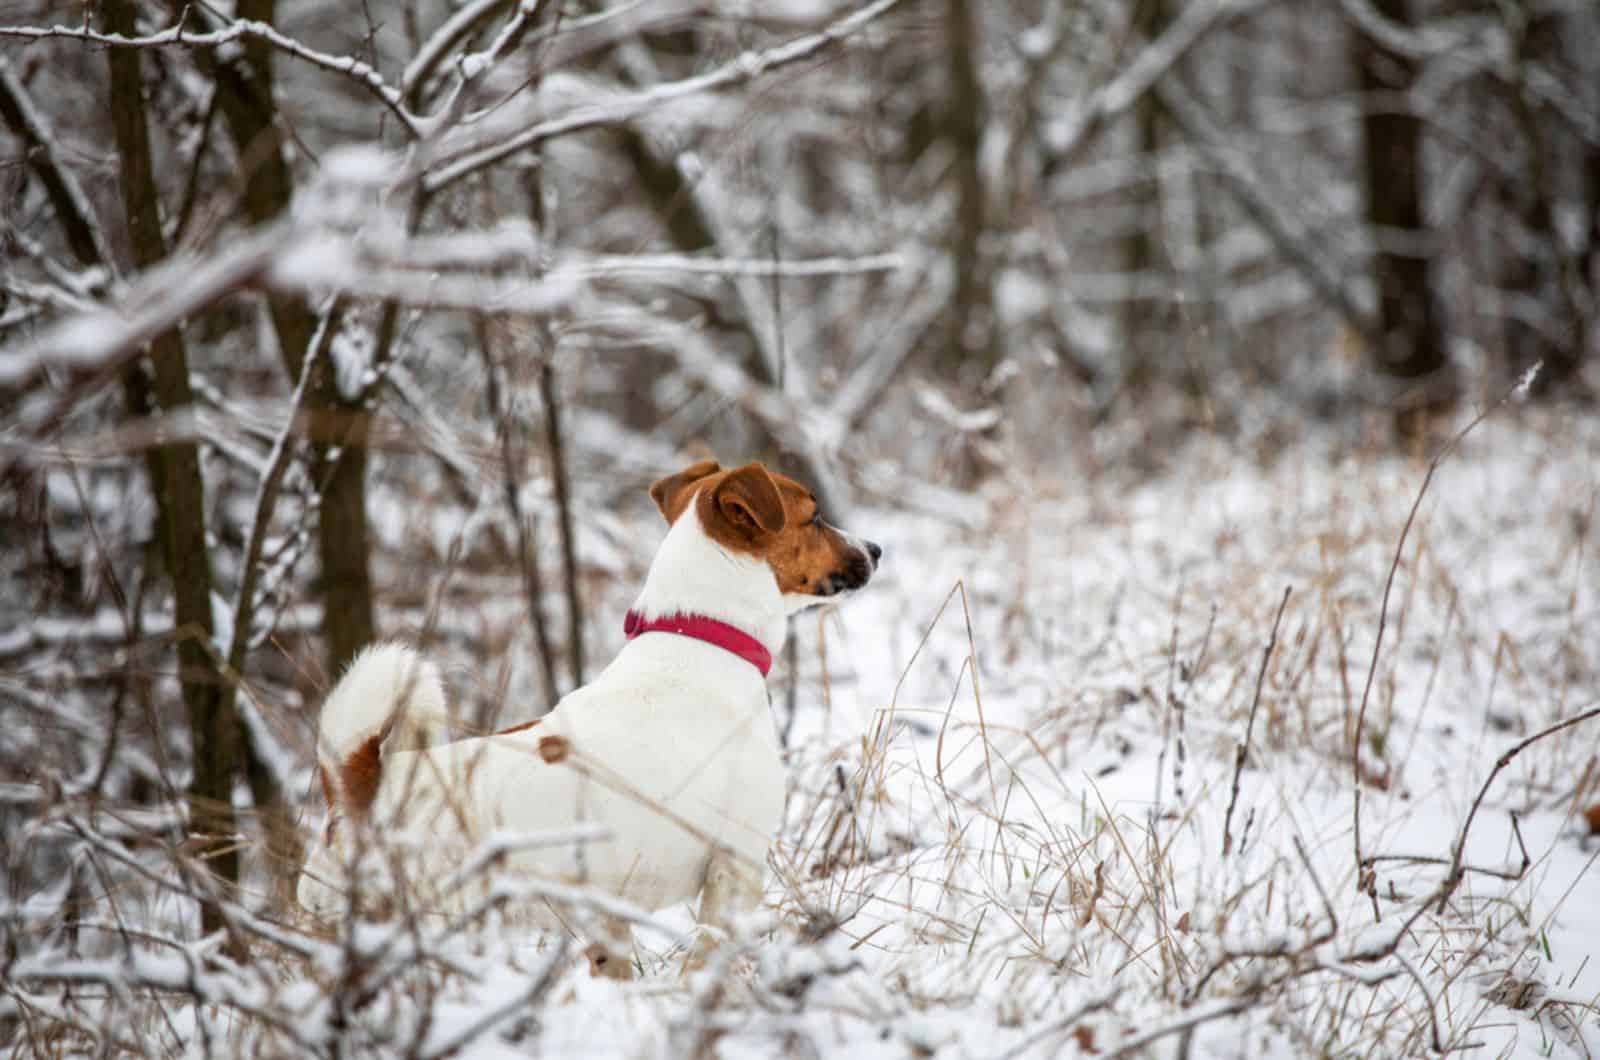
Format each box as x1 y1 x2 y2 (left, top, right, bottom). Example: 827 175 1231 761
173 0 372 902
201 0 377 675
1588 140 1600 369
311 428 377 674
103 0 239 946
1497 6 1587 394
1350 0 1450 424
539 358 585 689
940 0 992 381
1122 0 1171 396
523 170 584 691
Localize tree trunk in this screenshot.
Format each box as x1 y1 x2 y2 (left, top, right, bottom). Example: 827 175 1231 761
103 0 239 946
1122 0 1171 396
1497 5 1587 394
940 0 992 382
1587 139 1600 371
1350 0 1450 426
180 0 373 901
202 0 377 675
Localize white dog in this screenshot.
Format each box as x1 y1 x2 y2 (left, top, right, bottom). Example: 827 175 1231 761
297 460 880 977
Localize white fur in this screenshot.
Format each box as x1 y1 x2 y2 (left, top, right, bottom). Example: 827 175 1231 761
297 504 795 933
316 642 452 760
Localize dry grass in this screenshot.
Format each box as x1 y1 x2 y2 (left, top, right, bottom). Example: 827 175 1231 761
5 409 1600 1058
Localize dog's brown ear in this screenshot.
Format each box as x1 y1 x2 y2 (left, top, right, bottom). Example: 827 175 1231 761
712 463 786 539
649 460 721 523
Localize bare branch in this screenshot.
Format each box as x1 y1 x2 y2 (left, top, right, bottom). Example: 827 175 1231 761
222 300 342 680
0 57 112 269
422 0 909 193
1 226 287 397
1157 81 1381 344
573 251 906 279
1043 0 1273 164
401 0 513 104
1352 366 1540 882
1434 704 1600 913
0 14 421 134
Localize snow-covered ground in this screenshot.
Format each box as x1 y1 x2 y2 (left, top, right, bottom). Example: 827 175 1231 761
8 407 1599 1058
652 408 1599 1059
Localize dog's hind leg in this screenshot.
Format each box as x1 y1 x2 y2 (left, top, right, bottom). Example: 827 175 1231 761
685 846 763 972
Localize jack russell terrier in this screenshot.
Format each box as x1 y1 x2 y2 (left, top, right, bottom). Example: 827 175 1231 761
297 460 881 978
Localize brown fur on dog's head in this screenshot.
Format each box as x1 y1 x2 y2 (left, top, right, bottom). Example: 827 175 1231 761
649 460 879 599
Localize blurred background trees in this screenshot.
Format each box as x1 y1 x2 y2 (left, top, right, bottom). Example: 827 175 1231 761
2 0 1596 930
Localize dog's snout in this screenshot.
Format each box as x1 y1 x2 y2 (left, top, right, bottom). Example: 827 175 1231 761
866 540 882 566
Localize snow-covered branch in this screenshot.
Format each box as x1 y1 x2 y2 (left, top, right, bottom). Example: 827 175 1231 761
1042 0 1273 163
0 15 421 133
0 57 112 270
422 0 908 192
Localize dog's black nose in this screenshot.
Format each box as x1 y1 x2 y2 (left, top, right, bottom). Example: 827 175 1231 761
866 540 882 565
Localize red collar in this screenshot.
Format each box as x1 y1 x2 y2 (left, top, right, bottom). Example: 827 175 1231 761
623 610 773 678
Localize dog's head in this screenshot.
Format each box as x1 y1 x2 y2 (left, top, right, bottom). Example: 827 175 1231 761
650 460 881 607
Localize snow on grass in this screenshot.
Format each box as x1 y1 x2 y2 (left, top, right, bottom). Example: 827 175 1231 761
752 410 1600 1057
7 409 1598 1057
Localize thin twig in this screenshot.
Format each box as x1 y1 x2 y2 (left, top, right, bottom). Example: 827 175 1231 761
1106 997 1255 1057
417 939 567 1059
990 990 1118 1060
222 300 341 680
1352 365 1541 884
1435 705 1600 913
0 57 112 268
1222 586 1291 857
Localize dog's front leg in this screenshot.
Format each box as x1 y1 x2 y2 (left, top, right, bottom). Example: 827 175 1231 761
686 846 762 972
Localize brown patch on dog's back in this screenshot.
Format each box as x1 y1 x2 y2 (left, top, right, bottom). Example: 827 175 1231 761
494 717 542 737
493 717 567 767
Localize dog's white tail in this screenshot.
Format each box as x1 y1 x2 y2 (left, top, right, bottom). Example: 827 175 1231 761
317 642 450 817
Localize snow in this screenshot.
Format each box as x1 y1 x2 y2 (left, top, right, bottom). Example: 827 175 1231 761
322 144 399 188
4 0 1597 1048
7 411 1600 1057
331 323 375 404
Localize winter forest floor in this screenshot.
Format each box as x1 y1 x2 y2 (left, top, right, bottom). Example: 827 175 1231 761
7 401 1600 1058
